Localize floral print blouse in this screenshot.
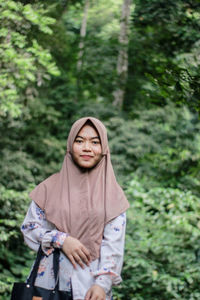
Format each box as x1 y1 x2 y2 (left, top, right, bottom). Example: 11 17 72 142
21 201 126 300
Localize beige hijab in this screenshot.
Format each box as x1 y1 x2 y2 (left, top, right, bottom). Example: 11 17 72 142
30 117 129 261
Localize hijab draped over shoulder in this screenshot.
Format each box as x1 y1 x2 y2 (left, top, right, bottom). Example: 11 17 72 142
29 117 129 261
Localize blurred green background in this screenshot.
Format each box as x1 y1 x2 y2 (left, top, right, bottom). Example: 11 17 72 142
0 0 200 299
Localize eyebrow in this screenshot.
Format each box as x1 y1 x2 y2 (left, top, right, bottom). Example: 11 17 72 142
76 135 100 140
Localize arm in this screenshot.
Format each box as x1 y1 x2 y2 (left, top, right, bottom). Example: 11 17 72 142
86 212 126 299
21 201 91 267
21 201 68 255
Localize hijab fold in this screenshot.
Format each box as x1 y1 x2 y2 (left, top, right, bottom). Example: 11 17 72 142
30 117 129 260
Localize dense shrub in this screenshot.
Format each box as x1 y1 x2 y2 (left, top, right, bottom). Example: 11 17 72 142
106 104 200 194
113 177 200 300
0 186 34 299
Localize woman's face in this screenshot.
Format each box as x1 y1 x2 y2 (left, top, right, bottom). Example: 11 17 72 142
72 124 102 169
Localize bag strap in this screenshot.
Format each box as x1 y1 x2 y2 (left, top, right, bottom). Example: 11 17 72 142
27 246 60 290
53 248 60 290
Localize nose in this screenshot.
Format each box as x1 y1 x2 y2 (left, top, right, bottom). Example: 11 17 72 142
83 141 91 151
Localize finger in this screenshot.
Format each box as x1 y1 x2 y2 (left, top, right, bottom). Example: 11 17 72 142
78 249 90 266
87 289 97 300
68 254 77 269
90 294 98 300
73 253 85 269
81 245 91 261
85 289 92 300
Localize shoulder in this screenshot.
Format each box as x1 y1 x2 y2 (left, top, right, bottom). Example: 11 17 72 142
31 173 59 193
41 172 59 187
29 173 59 205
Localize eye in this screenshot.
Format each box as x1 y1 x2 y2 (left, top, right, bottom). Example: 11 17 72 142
75 139 83 144
92 140 100 145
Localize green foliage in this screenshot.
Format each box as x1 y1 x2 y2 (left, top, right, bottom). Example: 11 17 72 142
0 150 37 190
126 0 200 112
0 0 60 117
0 186 34 298
62 0 123 103
113 178 200 300
106 104 200 194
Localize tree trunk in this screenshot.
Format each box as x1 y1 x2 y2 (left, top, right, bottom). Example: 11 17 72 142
113 0 131 109
77 0 90 73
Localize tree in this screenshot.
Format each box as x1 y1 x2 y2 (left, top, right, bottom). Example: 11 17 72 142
113 0 131 109
76 0 90 99
62 0 123 103
77 0 90 73
0 0 60 118
125 0 200 113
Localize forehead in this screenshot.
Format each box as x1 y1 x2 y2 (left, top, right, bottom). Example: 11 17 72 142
77 124 100 138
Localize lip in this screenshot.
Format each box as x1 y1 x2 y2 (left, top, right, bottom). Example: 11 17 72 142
80 155 93 160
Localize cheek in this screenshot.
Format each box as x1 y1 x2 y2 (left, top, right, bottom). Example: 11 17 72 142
94 145 102 155
72 144 80 156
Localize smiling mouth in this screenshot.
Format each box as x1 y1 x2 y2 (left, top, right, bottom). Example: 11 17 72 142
80 155 93 159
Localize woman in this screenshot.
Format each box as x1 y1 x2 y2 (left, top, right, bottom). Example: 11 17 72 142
21 117 129 300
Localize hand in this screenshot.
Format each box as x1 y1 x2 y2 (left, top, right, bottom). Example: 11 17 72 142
62 236 91 269
85 285 106 300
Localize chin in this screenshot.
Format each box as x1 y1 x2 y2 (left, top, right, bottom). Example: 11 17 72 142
78 160 97 169
81 163 93 169
72 156 97 169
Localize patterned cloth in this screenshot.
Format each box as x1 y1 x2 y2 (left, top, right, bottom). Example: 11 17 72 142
21 201 126 300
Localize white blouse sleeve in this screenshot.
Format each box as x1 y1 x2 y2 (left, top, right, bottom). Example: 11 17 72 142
21 201 68 255
93 212 126 294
